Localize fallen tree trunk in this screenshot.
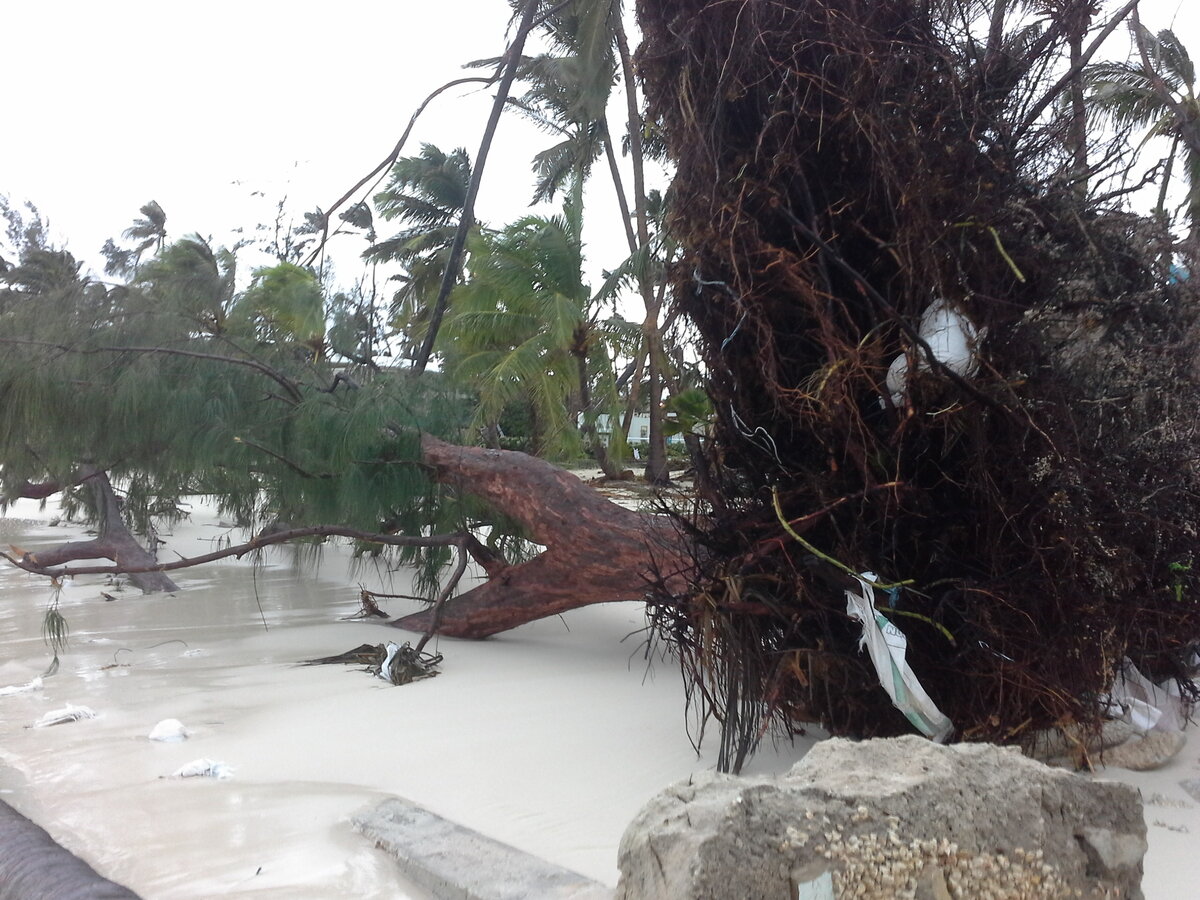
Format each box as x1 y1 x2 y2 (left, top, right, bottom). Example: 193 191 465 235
15 468 179 594
3 438 690 638
390 435 691 638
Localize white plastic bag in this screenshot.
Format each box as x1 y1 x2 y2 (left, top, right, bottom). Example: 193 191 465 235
32 703 96 727
168 758 233 779
886 298 980 407
379 641 401 683
148 718 189 742
844 573 953 742
1105 658 1185 734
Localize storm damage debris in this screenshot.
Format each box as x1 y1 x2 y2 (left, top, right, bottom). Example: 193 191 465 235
636 0 1200 769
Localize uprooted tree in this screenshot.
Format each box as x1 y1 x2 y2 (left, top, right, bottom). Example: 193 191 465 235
3 0 1200 772
632 0 1200 768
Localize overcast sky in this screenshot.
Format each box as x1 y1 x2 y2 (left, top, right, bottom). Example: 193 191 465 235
2 1 579 282
2 0 1196 287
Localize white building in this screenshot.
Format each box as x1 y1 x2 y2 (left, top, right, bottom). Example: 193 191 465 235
590 413 685 445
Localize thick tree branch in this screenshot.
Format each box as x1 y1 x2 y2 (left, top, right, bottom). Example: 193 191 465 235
8 479 65 501
392 434 691 638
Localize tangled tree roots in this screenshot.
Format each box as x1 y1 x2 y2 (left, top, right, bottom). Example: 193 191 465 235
636 0 1200 768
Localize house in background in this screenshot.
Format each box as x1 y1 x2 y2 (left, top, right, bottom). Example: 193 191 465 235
590 413 686 445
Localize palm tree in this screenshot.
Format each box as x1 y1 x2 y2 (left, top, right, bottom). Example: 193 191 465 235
121 201 168 269
365 145 472 360
135 235 237 336
518 0 672 482
1086 25 1200 234
443 180 626 471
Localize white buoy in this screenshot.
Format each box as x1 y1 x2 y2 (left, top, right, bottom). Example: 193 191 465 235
148 718 189 742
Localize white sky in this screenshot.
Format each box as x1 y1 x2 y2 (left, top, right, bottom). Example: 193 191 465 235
1 0 1197 287
2 0 618 284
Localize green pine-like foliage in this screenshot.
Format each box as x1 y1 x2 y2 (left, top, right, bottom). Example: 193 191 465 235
0 217 474 569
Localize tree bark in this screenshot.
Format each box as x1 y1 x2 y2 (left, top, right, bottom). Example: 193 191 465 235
614 13 671 484
17 468 180 594
390 434 690 638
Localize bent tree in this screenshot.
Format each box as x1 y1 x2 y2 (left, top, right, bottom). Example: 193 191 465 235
0 208 684 641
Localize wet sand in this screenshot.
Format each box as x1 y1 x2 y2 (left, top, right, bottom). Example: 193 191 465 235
0 500 1195 898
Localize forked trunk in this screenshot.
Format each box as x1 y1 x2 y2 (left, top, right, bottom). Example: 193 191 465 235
391 435 689 638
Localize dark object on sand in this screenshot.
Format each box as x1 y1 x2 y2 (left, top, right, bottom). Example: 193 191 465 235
303 642 442 685
0 799 141 899
636 0 1200 769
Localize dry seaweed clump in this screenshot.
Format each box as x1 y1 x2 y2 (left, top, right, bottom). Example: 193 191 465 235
635 0 1200 768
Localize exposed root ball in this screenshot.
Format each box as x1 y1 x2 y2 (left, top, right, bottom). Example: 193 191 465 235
636 0 1200 768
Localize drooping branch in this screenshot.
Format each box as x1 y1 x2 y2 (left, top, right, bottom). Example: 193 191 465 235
2 435 688 639
2 522 499 581
76 467 179 593
301 74 494 269
7 479 65 501
0 338 305 404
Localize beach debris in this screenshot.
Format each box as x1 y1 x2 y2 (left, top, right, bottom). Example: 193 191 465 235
168 758 232 779
844 573 953 742
148 718 189 742
885 298 981 407
1028 718 1134 769
302 641 442 685
1104 658 1187 734
377 641 442 685
1102 731 1187 772
32 704 97 727
0 676 43 697
340 589 390 620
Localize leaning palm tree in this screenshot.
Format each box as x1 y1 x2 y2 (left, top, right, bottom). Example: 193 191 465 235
365 145 472 359
442 180 627 473
121 200 168 269
1086 25 1200 234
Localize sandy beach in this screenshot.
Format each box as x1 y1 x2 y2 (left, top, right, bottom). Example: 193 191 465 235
0 498 1195 898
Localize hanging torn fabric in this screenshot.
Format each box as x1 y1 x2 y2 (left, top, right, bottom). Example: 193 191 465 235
844 573 954 742
1104 658 1187 734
